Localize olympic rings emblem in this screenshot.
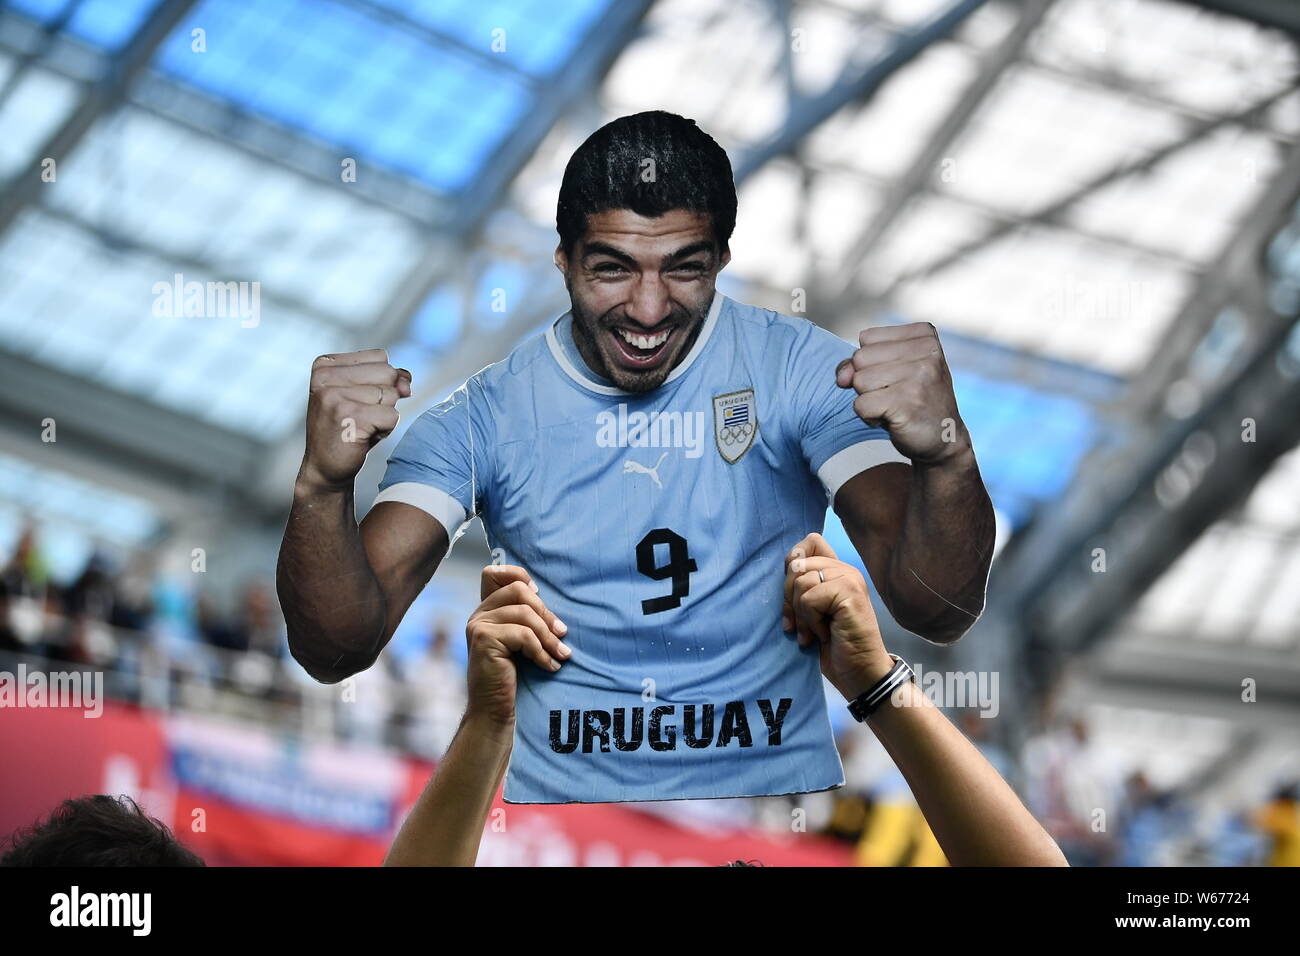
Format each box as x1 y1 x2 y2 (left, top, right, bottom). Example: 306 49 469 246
719 423 755 445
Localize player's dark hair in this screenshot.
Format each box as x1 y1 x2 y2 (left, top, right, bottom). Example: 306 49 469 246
0 794 206 866
557 110 737 255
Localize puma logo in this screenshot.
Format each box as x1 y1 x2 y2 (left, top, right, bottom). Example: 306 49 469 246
623 451 669 489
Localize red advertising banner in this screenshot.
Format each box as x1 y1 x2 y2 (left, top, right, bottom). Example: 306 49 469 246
0 701 853 867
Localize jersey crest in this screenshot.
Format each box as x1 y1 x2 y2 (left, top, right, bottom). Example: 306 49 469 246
713 388 758 463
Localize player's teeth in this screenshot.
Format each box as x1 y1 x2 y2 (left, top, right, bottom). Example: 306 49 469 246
617 328 669 350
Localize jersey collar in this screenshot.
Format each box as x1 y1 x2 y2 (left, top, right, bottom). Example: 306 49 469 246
546 291 726 397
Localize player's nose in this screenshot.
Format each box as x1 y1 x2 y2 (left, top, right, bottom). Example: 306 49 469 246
624 277 673 329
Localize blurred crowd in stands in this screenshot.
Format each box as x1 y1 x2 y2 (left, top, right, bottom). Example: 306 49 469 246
0 523 466 761
2 525 1296 867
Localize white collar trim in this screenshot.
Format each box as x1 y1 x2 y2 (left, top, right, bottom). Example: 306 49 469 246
546 292 726 397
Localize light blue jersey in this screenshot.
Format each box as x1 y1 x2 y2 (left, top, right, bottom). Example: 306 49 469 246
378 293 907 803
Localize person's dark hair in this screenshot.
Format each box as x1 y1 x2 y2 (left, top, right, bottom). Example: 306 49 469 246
0 795 205 867
557 110 737 255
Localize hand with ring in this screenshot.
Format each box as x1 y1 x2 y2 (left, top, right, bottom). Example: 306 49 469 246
782 532 895 701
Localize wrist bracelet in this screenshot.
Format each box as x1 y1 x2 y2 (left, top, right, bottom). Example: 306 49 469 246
847 654 914 722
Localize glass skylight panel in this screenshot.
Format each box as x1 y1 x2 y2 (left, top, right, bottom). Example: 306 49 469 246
44 105 425 329
951 0 1018 50
1267 91 1300 138
1153 527 1228 634
0 56 80 179
0 207 343 438
805 42 977 181
64 0 157 50
939 64 1186 217
410 286 464 351
1251 547 1300 648
893 226 1191 374
1067 128 1283 264
0 452 160 548
0 212 162 365
153 0 532 191
604 0 786 147
1029 0 1299 117
1134 438 1300 646
789 2 878 97
858 193 995 289
1194 529 1281 641
729 160 808 291
369 0 610 77
807 168 882 272
876 0 963 28
1244 447 1300 531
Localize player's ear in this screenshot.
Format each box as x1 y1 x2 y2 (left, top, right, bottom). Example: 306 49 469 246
718 244 731 272
553 244 568 277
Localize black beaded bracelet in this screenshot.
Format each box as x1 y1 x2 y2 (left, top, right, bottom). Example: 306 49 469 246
846 654 915 722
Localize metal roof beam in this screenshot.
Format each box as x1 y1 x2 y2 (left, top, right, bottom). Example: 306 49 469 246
733 0 991 181
883 83 1297 294
822 0 1052 313
0 0 199 239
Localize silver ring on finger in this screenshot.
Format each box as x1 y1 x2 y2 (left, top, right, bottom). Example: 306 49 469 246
817 569 825 583
375 384 383 404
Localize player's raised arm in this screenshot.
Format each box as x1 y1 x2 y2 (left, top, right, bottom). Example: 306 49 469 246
276 349 445 684
784 534 1067 867
833 322 996 645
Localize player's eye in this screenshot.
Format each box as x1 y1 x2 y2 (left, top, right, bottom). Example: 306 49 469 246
669 262 707 277
593 262 629 277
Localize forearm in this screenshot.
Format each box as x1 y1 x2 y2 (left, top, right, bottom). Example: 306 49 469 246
276 476 388 682
384 715 514 867
866 682 1066 866
888 447 994 642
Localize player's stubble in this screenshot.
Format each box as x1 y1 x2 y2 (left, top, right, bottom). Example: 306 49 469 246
567 285 713 394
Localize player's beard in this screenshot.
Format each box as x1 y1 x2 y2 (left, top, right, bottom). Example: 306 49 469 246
568 292 711 394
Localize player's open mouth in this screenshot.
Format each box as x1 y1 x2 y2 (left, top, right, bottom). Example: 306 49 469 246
609 326 675 369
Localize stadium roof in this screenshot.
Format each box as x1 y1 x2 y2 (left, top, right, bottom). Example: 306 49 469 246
0 0 1297 556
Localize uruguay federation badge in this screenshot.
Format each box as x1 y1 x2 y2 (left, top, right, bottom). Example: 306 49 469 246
713 388 758 463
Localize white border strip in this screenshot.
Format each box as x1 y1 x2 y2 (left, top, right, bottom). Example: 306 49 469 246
373 482 468 538
817 439 909 499
546 291 726 396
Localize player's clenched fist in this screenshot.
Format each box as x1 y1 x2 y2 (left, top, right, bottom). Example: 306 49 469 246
783 533 894 702
298 349 411 493
835 322 969 466
464 565 571 727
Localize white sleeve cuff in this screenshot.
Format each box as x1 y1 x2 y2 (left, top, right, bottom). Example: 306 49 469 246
816 440 909 500
373 482 469 539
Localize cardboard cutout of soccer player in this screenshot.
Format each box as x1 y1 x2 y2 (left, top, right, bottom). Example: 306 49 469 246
278 111 996 803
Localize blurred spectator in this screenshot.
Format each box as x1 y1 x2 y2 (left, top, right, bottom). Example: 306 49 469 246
242 581 286 658
1254 781 1300 867
1115 771 1190 866
1 524 50 594
837 724 947 866
197 593 249 653
1021 716 1122 866
340 653 403 748
64 547 115 621
109 549 156 632
1 524 50 648
960 712 1015 789
1204 809 1267 866
402 622 467 758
